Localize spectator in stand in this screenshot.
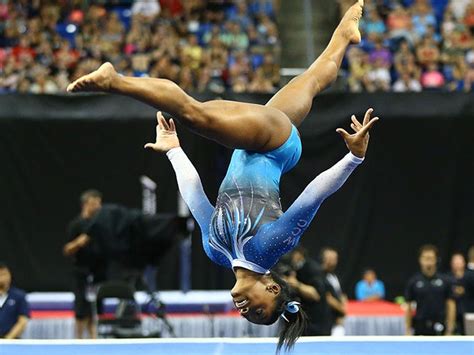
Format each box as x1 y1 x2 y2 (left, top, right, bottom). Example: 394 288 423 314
361 7 387 39
369 37 392 66
366 57 392 91
393 70 422 92
0 262 30 339
387 3 414 44
248 66 274 93
411 2 437 42
347 47 372 92
416 36 441 67
355 268 386 301
449 0 471 21
464 2 474 33
421 63 445 89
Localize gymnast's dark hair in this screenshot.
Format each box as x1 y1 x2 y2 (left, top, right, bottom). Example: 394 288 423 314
268 271 307 353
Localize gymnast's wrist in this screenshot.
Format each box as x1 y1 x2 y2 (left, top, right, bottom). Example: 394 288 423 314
166 147 184 160
347 152 365 164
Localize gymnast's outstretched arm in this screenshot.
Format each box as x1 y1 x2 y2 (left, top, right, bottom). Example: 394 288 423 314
145 112 214 230
254 109 379 254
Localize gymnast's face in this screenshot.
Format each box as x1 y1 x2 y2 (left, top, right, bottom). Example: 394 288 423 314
231 279 281 324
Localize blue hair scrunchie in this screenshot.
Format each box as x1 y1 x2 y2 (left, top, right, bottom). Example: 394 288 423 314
285 301 301 314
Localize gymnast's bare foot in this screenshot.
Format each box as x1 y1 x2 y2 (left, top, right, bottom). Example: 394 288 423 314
338 0 363 44
67 62 117 93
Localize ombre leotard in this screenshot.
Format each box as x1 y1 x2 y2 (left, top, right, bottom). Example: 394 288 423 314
167 126 363 274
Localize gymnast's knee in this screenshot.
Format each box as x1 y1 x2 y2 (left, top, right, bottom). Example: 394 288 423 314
180 98 208 129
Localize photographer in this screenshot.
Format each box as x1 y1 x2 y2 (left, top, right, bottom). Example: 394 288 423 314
279 247 332 336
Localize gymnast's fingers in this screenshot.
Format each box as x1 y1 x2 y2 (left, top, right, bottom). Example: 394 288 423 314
351 115 363 129
169 118 176 132
359 117 379 135
351 123 360 133
363 108 374 125
336 128 350 139
159 114 170 131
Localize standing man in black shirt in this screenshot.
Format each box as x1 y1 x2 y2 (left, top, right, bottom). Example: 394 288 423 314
321 247 347 336
448 253 468 335
63 189 104 339
405 245 456 336
285 247 332 336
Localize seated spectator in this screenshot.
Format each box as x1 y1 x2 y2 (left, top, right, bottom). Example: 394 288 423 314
220 21 249 51
347 47 372 92
449 0 471 20
131 0 161 20
369 39 393 67
411 2 437 42
445 55 467 91
362 8 387 38
230 1 252 30
421 63 445 89
248 67 274 93
0 262 30 339
416 36 441 67
387 3 413 43
260 52 280 88
30 70 59 94
181 34 203 71
366 57 392 92
355 268 386 301
393 70 422 92
464 2 474 33
394 40 417 73
442 8 458 37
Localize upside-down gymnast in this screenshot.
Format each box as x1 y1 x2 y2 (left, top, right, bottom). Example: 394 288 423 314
68 0 377 350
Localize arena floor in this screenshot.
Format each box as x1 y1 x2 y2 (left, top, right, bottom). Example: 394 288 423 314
1 337 472 355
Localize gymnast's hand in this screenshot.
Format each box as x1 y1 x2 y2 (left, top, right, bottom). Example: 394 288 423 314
145 112 180 152
336 108 379 158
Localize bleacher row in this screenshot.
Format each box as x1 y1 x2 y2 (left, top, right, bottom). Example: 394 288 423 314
0 0 280 94
343 0 474 92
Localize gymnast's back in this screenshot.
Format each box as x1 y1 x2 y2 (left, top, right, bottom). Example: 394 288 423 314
205 126 302 271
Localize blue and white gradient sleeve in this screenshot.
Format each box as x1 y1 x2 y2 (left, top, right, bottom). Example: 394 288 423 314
167 147 214 232
253 152 364 263
305 152 364 202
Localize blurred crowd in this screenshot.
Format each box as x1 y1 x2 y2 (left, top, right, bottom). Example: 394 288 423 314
0 0 281 94
341 0 474 92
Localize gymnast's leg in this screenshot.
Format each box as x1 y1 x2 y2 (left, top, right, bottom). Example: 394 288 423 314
266 0 364 127
67 64 291 152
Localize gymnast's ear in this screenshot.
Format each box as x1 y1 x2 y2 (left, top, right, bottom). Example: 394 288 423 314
266 283 281 295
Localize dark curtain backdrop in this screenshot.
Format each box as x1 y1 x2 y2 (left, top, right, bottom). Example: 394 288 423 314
0 93 473 299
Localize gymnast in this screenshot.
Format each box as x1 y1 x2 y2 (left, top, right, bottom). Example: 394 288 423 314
67 0 377 350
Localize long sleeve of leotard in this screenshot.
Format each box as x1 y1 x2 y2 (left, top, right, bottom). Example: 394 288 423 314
166 147 214 231
302 152 364 204
252 152 364 264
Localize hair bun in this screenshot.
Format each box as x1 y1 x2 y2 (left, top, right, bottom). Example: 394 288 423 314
285 301 301 314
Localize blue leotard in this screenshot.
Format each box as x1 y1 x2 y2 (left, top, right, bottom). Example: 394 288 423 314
167 126 363 274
